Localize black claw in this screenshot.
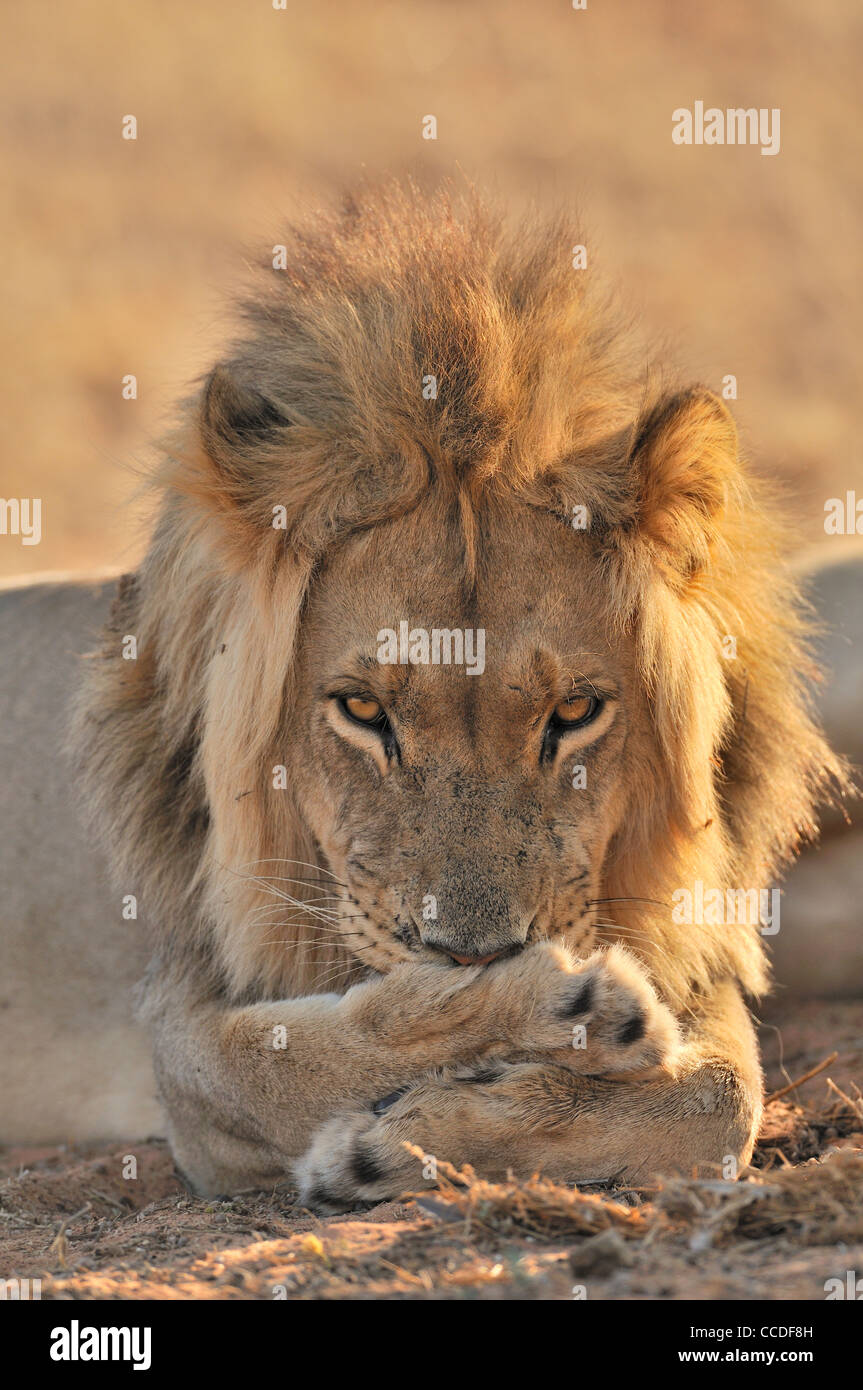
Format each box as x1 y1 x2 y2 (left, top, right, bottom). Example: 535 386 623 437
307 1185 342 1211
373 1087 409 1115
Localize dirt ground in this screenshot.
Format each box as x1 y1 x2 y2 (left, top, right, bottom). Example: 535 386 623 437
2 996 861 1301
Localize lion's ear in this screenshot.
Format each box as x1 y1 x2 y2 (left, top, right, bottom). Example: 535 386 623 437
630 387 737 572
199 363 291 476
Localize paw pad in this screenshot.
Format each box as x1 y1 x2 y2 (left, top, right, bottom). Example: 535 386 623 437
350 1146 385 1186
617 1012 646 1046
561 976 594 1018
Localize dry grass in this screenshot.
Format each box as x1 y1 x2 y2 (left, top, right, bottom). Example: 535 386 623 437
657 1150 863 1248
398 1085 863 1253
402 1143 649 1242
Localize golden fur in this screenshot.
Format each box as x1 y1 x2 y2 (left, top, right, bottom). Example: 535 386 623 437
72 183 846 1202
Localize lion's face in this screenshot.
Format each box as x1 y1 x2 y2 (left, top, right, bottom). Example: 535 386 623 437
288 496 648 971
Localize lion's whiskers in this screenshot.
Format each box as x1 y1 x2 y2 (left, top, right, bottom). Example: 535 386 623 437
259 932 369 951
239 875 346 901
256 914 366 939
256 915 365 936
590 917 681 973
258 927 365 947
588 896 670 909
242 882 349 924
232 857 348 887
312 951 390 991
591 917 675 961
246 899 352 923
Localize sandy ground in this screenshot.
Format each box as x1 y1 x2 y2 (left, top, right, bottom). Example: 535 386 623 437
2 996 861 1301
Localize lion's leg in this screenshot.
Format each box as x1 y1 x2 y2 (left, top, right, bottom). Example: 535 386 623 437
295 979 762 1210
148 942 680 1195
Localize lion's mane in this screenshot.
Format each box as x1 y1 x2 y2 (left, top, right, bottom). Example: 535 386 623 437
73 182 846 1010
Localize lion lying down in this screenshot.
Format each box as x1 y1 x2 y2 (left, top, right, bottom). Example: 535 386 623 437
16 185 852 1209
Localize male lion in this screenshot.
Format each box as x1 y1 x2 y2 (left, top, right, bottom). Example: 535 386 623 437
58 184 844 1207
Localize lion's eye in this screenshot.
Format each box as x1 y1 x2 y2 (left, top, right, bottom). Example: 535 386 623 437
551 695 599 727
337 693 400 763
341 695 385 725
542 693 603 763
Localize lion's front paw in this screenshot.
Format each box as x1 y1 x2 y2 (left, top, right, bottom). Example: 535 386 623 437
294 1073 515 1214
294 1110 409 1214
506 940 681 1075
294 1073 508 1213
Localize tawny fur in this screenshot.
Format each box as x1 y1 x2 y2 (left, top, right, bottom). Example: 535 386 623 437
72 182 847 1203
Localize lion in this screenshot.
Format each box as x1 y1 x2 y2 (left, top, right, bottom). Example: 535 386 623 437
0 571 162 1143
6 184 849 1207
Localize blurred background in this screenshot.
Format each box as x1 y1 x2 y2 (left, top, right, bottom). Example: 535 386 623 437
1 0 861 579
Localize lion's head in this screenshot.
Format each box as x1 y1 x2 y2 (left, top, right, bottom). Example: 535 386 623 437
76 182 846 1013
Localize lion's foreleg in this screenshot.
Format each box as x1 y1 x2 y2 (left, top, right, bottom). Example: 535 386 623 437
148 971 478 1196
145 944 637 1195
147 941 684 1196
295 979 763 1210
